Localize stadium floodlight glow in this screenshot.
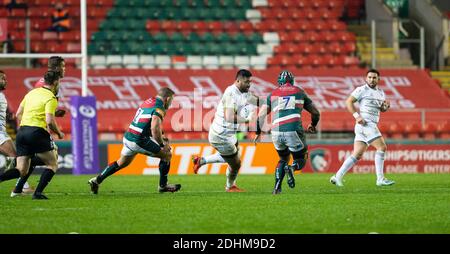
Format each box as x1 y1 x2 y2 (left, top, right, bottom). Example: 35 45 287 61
0 0 88 96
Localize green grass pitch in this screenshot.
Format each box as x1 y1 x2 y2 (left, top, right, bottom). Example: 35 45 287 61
0 173 449 234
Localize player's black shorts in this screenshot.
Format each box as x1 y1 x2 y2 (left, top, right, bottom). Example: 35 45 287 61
16 126 54 156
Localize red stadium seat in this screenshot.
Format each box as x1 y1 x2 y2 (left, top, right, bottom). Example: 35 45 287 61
405 123 422 139
304 31 319 42
59 31 81 41
297 43 312 54
161 20 177 33
67 42 81 53
298 22 313 31
337 31 356 42
311 20 330 31
9 31 25 40
437 122 450 139
238 21 254 33
291 9 307 20
329 20 347 31
317 31 335 42
278 31 291 43
290 31 307 42
389 122 405 139
298 0 313 8
146 20 160 32
422 123 438 140
311 0 327 8
222 21 239 33
306 9 321 20
322 54 337 67
259 8 277 19
308 54 325 68
14 41 26 52
328 42 343 54
281 20 299 32
206 21 221 32
42 31 58 40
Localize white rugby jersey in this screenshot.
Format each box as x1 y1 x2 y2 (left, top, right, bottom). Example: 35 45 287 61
351 84 385 124
210 85 252 136
0 92 7 132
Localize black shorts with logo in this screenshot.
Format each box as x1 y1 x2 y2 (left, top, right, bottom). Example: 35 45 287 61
16 126 54 156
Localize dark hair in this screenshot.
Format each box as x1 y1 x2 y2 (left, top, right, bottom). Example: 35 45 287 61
0 70 4 74
44 70 60 85
158 87 175 98
235 69 252 80
366 68 380 77
48 56 65 70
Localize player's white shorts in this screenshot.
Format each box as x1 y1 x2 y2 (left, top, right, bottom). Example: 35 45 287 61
121 137 159 157
271 131 305 152
0 131 11 146
208 131 238 156
354 122 382 144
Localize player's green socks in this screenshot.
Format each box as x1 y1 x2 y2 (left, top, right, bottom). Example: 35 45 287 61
97 161 120 184
0 168 21 182
34 168 55 194
159 160 170 187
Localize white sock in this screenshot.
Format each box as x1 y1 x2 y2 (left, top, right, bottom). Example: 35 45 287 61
336 156 358 179
375 151 385 182
226 167 238 188
203 153 225 164
23 181 30 189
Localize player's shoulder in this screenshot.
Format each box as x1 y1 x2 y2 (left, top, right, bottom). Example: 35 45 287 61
224 84 237 95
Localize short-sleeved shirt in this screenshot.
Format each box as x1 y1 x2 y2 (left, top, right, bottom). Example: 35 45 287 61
0 92 8 133
124 96 166 143
351 84 385 124
266 83 313 132
19 87 57 129
210 85 253 136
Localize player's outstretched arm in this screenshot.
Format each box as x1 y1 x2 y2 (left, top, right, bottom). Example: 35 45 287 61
253 104 270 144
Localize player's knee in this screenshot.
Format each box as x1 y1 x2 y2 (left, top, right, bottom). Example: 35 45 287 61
353 153 363 160
292 149 308 171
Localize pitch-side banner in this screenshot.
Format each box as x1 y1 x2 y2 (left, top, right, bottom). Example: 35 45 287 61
4 68 450 110
107 143 450 175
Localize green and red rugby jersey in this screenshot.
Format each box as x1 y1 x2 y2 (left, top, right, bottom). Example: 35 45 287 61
124 97 166 142
266 83 312 132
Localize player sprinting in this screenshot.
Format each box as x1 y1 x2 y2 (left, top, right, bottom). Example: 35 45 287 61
191 69 259 192
330 69 395 187
254 70 320 194
88 87 181 194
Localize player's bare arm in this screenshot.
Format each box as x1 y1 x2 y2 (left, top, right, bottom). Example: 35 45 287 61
304 103 321 133
346 96 365 125
253 104 270 144
16 105 23 123
46 113 64 139
151 114 165 146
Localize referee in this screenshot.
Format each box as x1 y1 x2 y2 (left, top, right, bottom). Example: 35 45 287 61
15 70 64 200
